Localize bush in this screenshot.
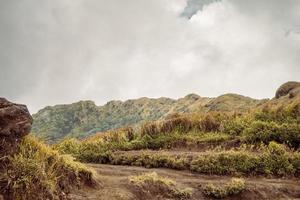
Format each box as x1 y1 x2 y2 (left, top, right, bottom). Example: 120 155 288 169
222 117 249 135
191 150 259 175
198 113 222 132
129 172 192 199
243 121 300 148
260 141 294 175
108 152 190 170
254 102 300 124
141 122 160 137
54 138 81 155
160 116 194 134
186 132 231 143
3 136 96 200
86 142 299 177
203 178 246 199
291 152 300 175
192 142 297 176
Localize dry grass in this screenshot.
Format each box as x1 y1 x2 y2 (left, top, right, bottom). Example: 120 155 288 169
3 136 96 200
129 172 192 199
203 178 246 199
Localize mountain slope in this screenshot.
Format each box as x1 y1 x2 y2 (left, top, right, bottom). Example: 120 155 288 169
32 93 264 143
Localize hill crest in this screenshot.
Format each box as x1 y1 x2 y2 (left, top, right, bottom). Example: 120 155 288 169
32 93 264 143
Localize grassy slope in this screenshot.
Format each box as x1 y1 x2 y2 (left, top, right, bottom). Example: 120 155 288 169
55 97 300 177
5 83 300 200
1 136 96 200
32 93 264 143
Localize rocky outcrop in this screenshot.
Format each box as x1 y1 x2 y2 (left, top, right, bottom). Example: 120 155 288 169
0 98 32 199
0 98 32 158
275 81 300 99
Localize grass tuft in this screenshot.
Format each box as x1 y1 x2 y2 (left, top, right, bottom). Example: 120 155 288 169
203 178 246 199
129 172 192 199
3 136 96 200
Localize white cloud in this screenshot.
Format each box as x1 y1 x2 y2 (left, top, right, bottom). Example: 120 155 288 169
0 0 299 112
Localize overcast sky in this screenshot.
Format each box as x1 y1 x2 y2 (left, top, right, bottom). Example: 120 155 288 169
0 0 300 113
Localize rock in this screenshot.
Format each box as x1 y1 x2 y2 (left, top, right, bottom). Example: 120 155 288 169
289 87 300 98
0 98 32 137
275 81 300 99
0 98 33 158
0 98 32 199
184 93 201 101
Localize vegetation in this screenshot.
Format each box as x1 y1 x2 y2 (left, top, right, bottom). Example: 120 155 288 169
2 136 96 200
203 178 246 199
191 142 297 176
32 93 263 143
54 100 300 177
129 172 192 199
4 82 300 199
70 142 298 176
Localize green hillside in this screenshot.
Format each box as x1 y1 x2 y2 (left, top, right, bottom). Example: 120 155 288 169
32 93 265 143
54 86 300 177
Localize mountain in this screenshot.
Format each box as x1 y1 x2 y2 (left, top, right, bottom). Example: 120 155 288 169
32 81 300 143
32 93 266 143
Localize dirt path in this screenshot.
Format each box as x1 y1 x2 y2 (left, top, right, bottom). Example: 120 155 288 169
69 164 300 200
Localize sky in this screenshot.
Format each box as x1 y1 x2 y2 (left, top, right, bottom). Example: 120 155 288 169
0 0 300 113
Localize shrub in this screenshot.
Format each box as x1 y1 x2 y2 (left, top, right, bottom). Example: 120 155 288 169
141 122 160 137
76 141 109 162
222 117 249 135
160 116 194 134
95 143 298 176
191 142 297 176
203 178 245 199
254 102 300 124
187 132 231 143
199 113 222 132
259 142 294 175
108 152 190 170
109 127 135 142
123 127 135 141
129 172 192 199
3 136 96 200
54 138 81 155
291 152 300 175
191 151 259 175
243 121 300 148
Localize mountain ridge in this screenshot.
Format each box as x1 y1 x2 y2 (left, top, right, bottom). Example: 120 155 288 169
32 92 266 143
32 81 300 143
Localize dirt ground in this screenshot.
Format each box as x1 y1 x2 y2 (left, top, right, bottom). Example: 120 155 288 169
69 164 300 200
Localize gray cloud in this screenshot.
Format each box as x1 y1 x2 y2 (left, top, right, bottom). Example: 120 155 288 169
0 0 299 113
181 0 221 19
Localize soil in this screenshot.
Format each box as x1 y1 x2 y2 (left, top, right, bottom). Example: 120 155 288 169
69 164 300 200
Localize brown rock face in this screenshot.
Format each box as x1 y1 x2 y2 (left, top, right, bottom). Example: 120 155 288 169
0 98 33 158
0 98 32 199
275 81 300 99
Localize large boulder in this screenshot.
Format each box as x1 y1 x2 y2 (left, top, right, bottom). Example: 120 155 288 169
275 81 300 99
0 98 32 158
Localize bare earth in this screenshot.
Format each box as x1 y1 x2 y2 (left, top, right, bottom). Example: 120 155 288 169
69 164 300 200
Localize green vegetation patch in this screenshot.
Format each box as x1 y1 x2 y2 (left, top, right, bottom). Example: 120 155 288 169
3 136 96 200
203 178 246 199
54 101 300 177
74 142 300 176
129 172 192 199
